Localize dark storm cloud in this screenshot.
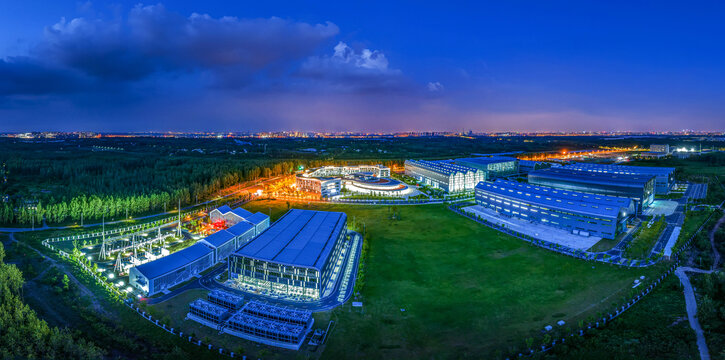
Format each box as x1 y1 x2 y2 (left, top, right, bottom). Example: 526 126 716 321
0 56 90 95
0 4 340 95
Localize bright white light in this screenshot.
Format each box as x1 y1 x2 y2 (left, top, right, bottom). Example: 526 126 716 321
117 281 125 286
87 256 92 260
126 286 133 292
137 294 142 298
108 273 115 279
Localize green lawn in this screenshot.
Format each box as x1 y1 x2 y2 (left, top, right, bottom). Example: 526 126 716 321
241 200 665 359
673 210 716 253
588 231 627 253
624 217 666 259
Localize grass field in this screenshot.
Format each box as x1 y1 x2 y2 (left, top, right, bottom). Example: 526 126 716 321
588 231 626 253
239 200 665 358
624 217 666 259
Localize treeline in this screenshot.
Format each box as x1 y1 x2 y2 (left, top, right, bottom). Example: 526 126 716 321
0 243 103 359
1 157 300 225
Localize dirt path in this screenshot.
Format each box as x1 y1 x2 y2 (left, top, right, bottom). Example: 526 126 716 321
708 214 725 270
9 233 107 315
676 267 714 360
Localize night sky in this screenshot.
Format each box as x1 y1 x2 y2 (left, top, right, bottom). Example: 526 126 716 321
1 1 724 132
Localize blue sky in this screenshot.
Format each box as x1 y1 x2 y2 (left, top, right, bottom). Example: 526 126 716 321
0 1 723 132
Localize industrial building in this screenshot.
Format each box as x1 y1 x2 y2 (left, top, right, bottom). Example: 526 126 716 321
210 205 253 226
295 175 341 198
650 144 670 154
295 164 391 197
528 168 655 212
129 206 269 296
475 180 635 239
209 206 269 229
130 243 214 296
199 230 237 262
448 156 519 178
228 209 348 299
518 160 552 174
562 163 676 194
404 159 485 192
303 164 390 178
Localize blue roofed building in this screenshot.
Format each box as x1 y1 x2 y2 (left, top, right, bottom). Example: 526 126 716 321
129 243 214 296
209 206 254 226
562 162 676 194
228 209 348 299
528 167 655 213
226 221 258 248
475 180 635 239
404 159 485 192
244 212 271 234
448 156 519 178
199 229 236 262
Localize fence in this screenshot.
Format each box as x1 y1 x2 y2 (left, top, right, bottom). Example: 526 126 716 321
504 207 718 359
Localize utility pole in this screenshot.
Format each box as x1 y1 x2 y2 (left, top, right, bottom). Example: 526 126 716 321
177 198 182 238
99 210 108 259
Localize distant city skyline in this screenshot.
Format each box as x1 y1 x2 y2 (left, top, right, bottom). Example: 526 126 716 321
1 1 724 132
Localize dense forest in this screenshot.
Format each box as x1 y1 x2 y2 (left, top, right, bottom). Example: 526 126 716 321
0 242 102 358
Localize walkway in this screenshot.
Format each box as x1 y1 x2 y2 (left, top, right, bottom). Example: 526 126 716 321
675 267 713 360
675 212 725 360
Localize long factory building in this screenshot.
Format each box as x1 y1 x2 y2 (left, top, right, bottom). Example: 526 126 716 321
561 162 676 194
130 206 270 296
528 167 655 213
475 179 635 239
404 159 486 192
229 209 348 300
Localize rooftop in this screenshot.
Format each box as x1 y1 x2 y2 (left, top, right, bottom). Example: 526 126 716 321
134 243 213 279
494 179 634 208
405 159 480 176
529 167 655 187
452 156 518 165
476 180 630 218
565 162 676 175
201 229 235 248
244 212 270 226
226 221 256 237
234 209 347 269
230 207 254 219
214 205 233 214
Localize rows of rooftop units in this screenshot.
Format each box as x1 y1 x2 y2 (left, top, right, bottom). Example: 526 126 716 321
186 290 314 350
